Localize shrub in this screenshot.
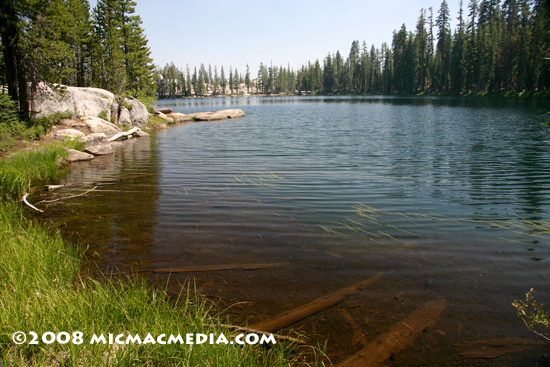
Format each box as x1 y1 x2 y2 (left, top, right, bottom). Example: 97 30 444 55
513 288 550 342
98 109 109 121
0 94 24 151
137 94 158 114
29 110 74 133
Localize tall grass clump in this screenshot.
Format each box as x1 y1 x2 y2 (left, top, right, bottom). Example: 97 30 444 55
0 142 316 365
0 141 82 201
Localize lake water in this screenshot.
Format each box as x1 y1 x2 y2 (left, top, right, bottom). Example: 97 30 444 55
42 96 550 365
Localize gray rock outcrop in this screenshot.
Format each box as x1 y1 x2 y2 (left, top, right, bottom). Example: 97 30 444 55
32 83 116 121
80 133 113 155
216 109 247 119
54 129 85 140
117 97 149 126
167 112 192 123
188 109 246 121
81 116 121 136
135 130 150 137
31 83 149 126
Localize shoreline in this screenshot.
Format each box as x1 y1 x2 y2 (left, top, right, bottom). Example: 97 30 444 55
0 118 312 365
156 90 550 100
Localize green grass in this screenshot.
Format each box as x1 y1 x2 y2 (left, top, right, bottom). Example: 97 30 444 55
0 141 82 201
0 142 318 366
147 114 173 129
0 202 311 366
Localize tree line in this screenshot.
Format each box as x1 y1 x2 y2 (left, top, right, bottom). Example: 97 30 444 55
0 0 156 120
158 0 549 98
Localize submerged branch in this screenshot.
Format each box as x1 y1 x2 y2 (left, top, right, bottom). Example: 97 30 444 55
35 186 97 205
210 324 306 344
45 173 156 191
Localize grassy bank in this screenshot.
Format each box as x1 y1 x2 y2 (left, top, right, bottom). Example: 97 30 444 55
0 143 315 366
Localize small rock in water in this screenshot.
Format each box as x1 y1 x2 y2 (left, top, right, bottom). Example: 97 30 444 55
80 133 113 155
67 149 94 162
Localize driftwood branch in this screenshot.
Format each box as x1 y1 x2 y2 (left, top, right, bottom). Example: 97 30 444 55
22 193 44 213
110 263 285 276
45 173 156 191
209 324 306 344
35 186 97 205
337 298 447 367
250 273 383 333
108 127 139 142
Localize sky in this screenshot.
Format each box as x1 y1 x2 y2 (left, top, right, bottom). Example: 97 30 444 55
90 0 464 74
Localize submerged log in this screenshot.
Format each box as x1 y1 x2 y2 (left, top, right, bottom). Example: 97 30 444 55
250 274 383 333
455 337 547 359
337 298 447 367
110 263 285 275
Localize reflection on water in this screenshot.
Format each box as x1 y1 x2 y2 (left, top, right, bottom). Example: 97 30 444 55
42 137 162 271
41 96 550 366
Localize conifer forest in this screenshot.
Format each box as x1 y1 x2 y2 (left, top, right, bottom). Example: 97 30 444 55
157 0 550 98
1 0 549 106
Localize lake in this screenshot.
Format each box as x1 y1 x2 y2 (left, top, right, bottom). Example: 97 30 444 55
43 96 550 365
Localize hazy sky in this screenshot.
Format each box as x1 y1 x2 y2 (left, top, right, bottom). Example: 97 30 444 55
90 0 463 74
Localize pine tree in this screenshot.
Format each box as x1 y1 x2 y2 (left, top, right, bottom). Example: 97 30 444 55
436 0 452 91
451 0 468 92
120 0 155 96
0 0 32 118
233 68 239 94
220 66 226 94
213 65 219 95
92 0 126 93
229 66 233 94
466 0 480 90
515 0 532 90
186 64 191 96
323 53 335 93
335 51 344 93
245 64 251 94
91 0 154 96
415 9 429 90
392 24 409 92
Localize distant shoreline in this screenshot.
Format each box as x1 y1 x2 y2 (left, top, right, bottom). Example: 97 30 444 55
157 90 550 100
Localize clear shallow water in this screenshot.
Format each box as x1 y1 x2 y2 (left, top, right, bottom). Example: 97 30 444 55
42 96 550 365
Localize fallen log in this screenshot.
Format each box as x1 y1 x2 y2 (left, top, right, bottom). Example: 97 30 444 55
108 127 139 142
336 298 447 367
250 274 383 333
110 263 285 276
